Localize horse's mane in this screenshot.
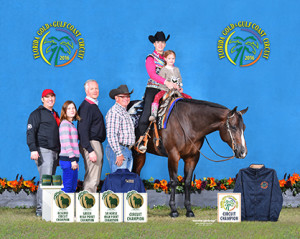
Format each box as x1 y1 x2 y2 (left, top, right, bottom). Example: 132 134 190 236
180 98 228 109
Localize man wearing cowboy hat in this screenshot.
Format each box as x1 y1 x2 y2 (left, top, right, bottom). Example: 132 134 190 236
105 85 135 173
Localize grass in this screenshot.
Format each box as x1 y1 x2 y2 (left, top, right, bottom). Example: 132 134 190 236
0 207 299 239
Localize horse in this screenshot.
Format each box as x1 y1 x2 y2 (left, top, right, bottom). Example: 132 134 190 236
132 98 248 217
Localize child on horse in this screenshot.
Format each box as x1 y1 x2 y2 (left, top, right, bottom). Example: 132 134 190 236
149 50 192 122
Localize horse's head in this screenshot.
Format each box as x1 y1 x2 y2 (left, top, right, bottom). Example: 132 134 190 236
219 106 248 159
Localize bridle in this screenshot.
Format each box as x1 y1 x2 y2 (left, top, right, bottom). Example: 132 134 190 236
225 113 238 153
173 99 236 162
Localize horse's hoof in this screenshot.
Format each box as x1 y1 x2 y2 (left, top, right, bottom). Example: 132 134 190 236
186 211 195 217
169 211 179 218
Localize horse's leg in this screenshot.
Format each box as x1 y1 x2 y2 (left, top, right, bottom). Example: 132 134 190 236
132 151 146 176
183 153 199 217
168 151 180 217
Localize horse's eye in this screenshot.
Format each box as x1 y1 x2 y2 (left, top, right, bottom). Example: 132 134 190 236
231 126 237 131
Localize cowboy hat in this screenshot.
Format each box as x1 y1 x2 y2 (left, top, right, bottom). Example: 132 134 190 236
148 31 170 43
109 85 134 99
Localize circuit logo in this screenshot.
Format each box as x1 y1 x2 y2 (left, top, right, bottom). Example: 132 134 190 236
218 21 270 67
32 21 85 67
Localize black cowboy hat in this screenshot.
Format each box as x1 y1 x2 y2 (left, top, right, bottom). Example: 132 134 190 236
109 84 134 99
148 31 170 43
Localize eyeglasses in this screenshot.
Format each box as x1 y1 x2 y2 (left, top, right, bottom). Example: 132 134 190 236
117 95 130 99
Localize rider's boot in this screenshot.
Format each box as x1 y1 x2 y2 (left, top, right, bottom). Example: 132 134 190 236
149 104 158 122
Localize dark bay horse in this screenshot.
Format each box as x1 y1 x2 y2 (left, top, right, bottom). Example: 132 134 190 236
132 98 248 217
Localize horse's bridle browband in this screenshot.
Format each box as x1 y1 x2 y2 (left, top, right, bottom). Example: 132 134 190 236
173 99 236 162
226 113 237 152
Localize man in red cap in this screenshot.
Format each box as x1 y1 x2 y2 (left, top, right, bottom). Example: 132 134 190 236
26 89 60 217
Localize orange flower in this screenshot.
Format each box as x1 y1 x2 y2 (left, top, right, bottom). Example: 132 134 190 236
292 173 300 182
154 183 160 190
161 185 168 192
279 179 286 187
23 180 35 188
160 179 168 187
7 180 19 188
288 177 296 186
208 178 216 188
18 177 24 187
177 176 183 182
191 181 195 187
228 178 234 185
195 179 202 189
0 179 6 188
220 184 227 190
30 185 38 192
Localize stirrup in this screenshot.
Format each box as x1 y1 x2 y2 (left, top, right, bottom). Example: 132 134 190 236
135 122 153 154
138 144 147 153
135 135 148 154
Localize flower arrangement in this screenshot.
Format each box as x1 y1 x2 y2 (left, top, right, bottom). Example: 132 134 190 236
143 176 236 194
143 173 300 196
0 174 38 195
279 173 300 196
1 173 299 196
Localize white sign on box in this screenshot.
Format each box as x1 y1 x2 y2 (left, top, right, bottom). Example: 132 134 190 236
217 193 241 223
51 191 74 222
76 191 99 222
124 191 147 223
100 191 123 223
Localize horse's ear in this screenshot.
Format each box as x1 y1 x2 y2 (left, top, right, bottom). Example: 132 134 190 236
229 106 237 117
239 107 248 115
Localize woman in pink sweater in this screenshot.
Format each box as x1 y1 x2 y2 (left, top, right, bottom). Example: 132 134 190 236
59 101 81 193
137 31 179 152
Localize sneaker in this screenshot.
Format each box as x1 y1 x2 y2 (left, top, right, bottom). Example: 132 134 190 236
149 115 156 122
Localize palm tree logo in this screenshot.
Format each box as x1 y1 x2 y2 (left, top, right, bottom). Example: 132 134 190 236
228 36 259 66
43 36 74 66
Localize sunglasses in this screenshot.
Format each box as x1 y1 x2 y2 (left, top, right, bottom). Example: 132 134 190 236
117 95 131 99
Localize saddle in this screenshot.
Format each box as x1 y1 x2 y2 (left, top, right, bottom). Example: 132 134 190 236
131 89 183 154
157 89 183 129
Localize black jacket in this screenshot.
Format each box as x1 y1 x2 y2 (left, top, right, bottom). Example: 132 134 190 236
233 165 283 221
26 106 60 152
77 100 106 153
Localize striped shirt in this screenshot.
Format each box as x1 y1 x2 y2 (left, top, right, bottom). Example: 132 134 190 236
59 120 80 159
106 103 135 156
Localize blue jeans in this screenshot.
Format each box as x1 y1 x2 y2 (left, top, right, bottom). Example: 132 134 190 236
106 144 133 173
59 160 78 193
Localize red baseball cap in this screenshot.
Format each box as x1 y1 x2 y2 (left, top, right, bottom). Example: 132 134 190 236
42 89 56 98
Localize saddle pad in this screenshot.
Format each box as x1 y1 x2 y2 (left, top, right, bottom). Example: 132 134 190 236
158 97 183 129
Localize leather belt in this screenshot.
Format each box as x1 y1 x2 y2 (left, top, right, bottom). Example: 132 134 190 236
120 143 133 150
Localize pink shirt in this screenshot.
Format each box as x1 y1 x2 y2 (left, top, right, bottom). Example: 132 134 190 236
59 120 80 158
145 52 166 85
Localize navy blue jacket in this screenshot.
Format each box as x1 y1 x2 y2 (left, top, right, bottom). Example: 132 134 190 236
101 169 146 193
234 165 283 221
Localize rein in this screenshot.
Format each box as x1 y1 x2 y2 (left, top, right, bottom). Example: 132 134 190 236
173 99 235 162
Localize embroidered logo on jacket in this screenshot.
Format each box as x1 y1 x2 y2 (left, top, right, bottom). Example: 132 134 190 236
260 181 269 189
125 179 134 183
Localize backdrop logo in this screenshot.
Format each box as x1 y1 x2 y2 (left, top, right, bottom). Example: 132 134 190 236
32 21 85 67
218 21 270 67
